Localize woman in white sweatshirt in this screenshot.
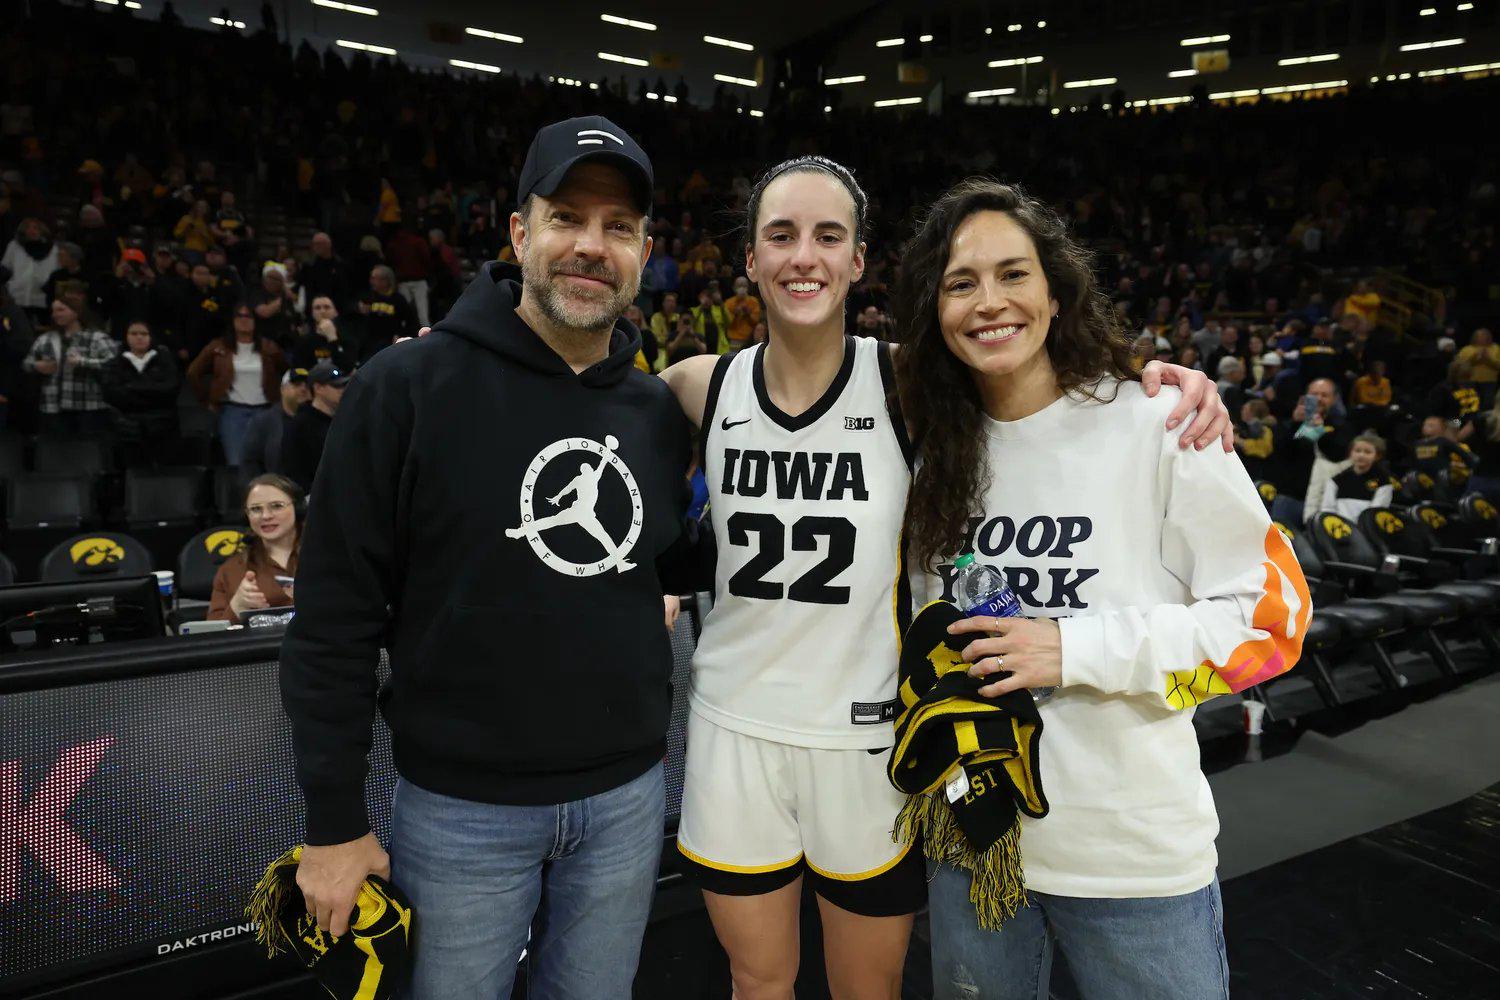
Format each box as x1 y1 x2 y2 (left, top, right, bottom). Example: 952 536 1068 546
894 178 1312 1000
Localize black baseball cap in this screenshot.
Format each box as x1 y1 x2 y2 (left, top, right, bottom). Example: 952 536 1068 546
308 361 351 387
516 115 653 216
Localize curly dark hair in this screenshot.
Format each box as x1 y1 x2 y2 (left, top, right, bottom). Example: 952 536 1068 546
895 178 1138 572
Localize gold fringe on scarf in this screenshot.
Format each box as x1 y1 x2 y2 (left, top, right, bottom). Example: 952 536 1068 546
895 791 1028 932
245 845 304 957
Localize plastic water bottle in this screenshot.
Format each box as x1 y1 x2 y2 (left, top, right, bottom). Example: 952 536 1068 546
952 553 1055 705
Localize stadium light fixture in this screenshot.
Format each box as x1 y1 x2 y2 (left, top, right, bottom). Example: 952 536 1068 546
1458 2 1475 9
210 16 247 28
1168 69 1198 78
750 109 765 118
336 39 395 55
1062 77 1118 88
715 73 758 87
704 35 753 51
1417 60 1500 76
313 0 379 15
873 97 922 107
985 27 992 34
1400 38 1465 50
645 92 681 102
825 76 866 85
988 56 1044 67
1007 23 1022 32
466 27 523 44
966 87 1017 99
1419 6 1437 14
1050 107 1060 115
876 38 904 47
1279 53 1340 65
919 34 933 42
600 14 656 31
1037 20 1046 28
599 51 649 66
95 0 144 7
1180 34 1230 46
450 58 500 73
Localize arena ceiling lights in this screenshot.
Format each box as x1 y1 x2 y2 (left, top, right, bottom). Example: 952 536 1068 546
873 97 922 107
1168 68 1198 77
714 73 758 87
1279 53 1340 66
1400 38 1466 51
210 15 246 28
704 35 754 51
1062 77 1118 89
337 38 395 55
1180 34 1230 46
312 0 378 15
988 56 1044 68
466 27 523 44
824 76 866 85
601 14 656 31
1415 60 1500 76
599 51 649 66
1208 79 1347 99
875 38 904 47
94 0 143 9
450 58 500 73
645 92 679 102
966 87 1017 99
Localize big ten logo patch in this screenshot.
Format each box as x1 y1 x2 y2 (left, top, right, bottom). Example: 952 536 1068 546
844 416 875 431
504 435 642 576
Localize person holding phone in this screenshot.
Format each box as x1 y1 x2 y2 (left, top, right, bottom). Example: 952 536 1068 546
208 473 304 623
1269 377 1352 525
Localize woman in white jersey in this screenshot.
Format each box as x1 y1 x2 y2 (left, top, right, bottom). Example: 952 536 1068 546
896 177 1311 998
660 158 1234 999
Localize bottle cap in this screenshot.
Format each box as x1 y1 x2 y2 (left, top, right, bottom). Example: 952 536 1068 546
954 553 975 569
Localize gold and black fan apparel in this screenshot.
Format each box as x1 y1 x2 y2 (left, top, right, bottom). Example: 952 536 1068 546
246 846 414 1000
281 262 703 846
888 600 1048 929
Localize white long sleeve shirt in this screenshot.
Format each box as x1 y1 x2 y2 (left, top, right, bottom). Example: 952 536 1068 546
912 379 1311 898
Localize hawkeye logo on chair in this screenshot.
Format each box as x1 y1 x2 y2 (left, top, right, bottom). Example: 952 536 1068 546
505 435 642 576
1375 511 1404 534
1322 515 1352 540
70 537 125 572
204 529 245 558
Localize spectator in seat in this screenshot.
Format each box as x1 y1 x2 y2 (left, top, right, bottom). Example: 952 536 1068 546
649 290 681 368
293 295 359 371
1458 395 1500 502
1349 359 1394 432
173 198 214 254
385 224 432 327
76 204 118 280
854 303 890 342
1321 433 1393 520
212 190 255 277
106 247 156 340
749 319 768 346
102 320 180 466
21 291 116 436
1295 321 1356 392
691 283 730 354
1410 415 1470 480
666 310 705 367
428 228 462 323
242 367 310 483
356 264 417 361
208 473 303 623
179 261 233 361
301 232 352 315
724 275 762 351
2 218 59 321
279 359 348 492
1424 358 1482 422
1273 376 1352 525
187 303 288 466
0 265 36 430
250 261 300 348
1216 355 1247 415
1457 328 1500 401
204 244 245 305
41 242 97 317
1234 398 1277 483
1204 325 1245 382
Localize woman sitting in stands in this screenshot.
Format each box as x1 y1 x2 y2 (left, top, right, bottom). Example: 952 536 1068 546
208 473 303 623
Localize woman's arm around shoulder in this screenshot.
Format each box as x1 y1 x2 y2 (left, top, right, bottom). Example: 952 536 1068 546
658 353 719 428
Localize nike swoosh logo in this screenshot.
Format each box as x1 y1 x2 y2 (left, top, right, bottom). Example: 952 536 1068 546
721 417 751 431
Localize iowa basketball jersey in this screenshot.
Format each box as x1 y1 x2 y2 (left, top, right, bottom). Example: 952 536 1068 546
691 336 913 749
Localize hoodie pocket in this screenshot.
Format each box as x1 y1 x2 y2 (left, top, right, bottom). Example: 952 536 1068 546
397 602 672 771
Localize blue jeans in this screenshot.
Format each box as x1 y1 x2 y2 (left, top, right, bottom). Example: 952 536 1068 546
927 863 1229 1000
390 762 665 1000
218 402 266 467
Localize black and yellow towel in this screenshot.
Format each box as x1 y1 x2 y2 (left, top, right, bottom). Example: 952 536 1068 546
246 846 414 1000
889 600 1048 930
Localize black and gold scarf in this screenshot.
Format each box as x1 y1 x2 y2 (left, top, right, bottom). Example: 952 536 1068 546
889 600 1048 930
246 845 414 1000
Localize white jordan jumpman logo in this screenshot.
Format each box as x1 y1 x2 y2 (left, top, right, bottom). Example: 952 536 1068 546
504 458 636 570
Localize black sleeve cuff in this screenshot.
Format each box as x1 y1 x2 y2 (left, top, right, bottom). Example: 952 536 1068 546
302 785 372 847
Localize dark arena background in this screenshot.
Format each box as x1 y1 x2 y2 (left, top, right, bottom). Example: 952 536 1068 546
2 0 1500 997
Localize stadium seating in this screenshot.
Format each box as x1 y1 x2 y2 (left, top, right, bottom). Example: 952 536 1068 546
39 531 155 582
177 525 247 603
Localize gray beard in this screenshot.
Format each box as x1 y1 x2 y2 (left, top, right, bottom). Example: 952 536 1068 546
520 251 638 335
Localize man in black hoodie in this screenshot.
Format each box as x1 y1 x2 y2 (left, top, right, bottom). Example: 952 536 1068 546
283 117 694 999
